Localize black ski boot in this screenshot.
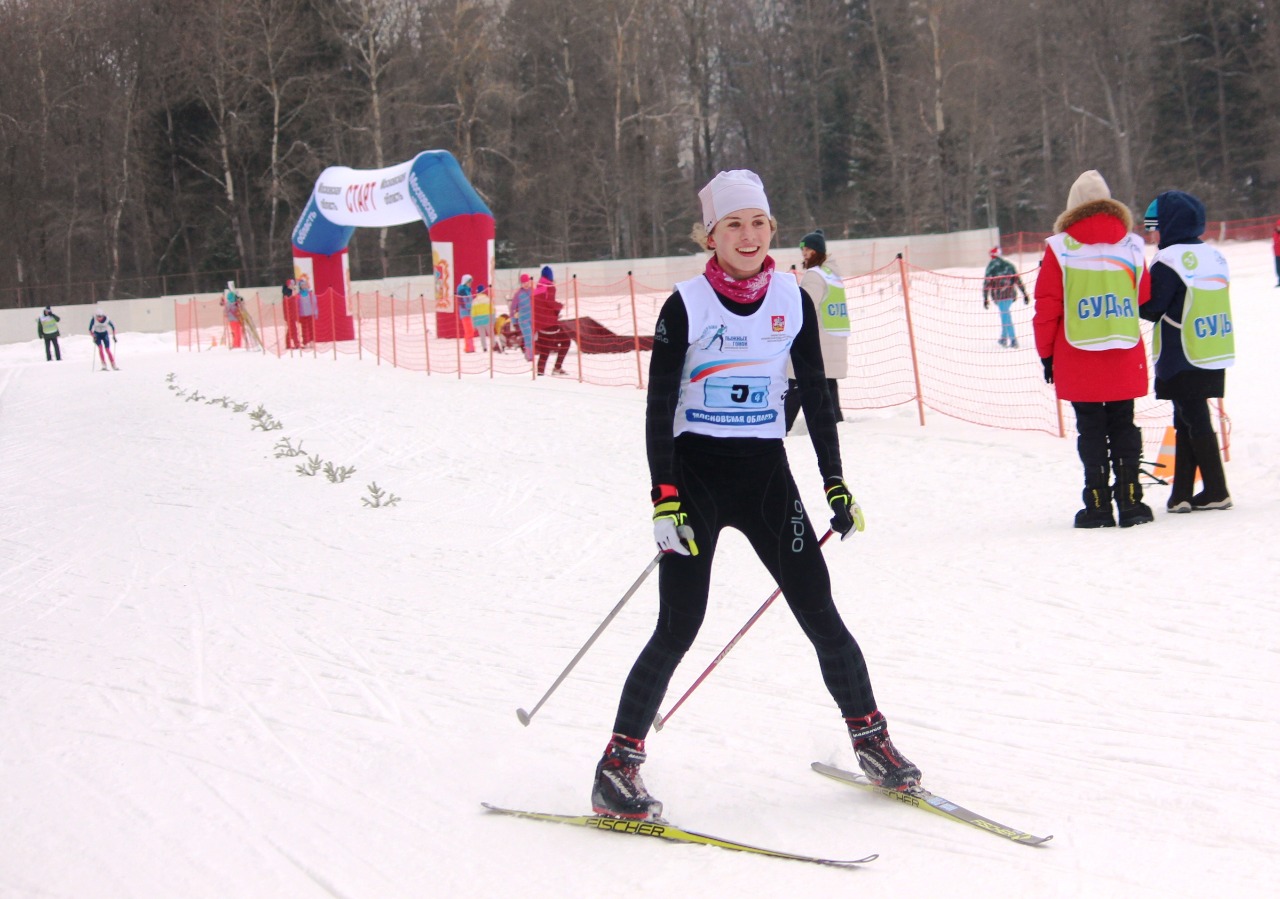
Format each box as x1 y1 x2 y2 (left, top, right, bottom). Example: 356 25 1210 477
1167 428 1196 513
1113 459 1154 528
591 734 663 820
1074 465 1116 528
847 711 921 791
1189 432 1232 510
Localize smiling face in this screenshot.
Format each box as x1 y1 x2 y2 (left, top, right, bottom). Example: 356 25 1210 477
708 208 774 278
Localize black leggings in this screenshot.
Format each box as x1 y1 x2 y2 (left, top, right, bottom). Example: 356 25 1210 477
611 441 876 738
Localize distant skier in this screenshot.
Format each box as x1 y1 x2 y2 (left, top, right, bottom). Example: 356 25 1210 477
89 308 118 370
38 306 62 361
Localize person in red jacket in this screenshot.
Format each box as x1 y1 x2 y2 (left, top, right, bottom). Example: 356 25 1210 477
1272 218 1280 287
1033 170 1153 528
532 265 570 376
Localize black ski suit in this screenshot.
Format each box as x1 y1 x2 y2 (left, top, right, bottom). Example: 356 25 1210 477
610 279 878 739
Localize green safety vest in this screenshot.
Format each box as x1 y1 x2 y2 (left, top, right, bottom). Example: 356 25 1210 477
815 265 850 336
1047 232 1145 351
39 314 59 335
1151 244 1235 370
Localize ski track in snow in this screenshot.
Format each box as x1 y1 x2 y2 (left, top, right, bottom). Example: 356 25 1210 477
1 244 1279 897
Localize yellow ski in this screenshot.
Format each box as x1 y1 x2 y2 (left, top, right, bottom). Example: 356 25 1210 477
482 803 876 868
811 762 1052 846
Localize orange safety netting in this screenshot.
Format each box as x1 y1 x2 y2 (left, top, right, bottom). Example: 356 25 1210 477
176 262 1230 466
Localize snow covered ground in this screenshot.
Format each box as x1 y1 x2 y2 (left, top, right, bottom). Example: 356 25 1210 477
2 241 1277 898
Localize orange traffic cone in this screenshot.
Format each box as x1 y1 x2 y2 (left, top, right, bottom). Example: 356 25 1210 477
1153 425 1200 488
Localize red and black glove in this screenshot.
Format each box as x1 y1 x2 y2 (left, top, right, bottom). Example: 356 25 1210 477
652 484 698 556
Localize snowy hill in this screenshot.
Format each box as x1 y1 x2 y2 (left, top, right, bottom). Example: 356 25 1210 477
1 242 1278 898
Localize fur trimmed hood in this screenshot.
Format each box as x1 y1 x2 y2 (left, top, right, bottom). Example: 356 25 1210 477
1053 197 1134 235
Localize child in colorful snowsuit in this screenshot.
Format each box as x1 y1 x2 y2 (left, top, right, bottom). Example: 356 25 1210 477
457 274 476 353
222 282 244 349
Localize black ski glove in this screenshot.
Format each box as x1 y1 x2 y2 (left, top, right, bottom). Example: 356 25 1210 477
824 477 865 540
1041 356 1054 385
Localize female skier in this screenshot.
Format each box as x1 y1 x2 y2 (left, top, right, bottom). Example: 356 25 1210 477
590 170 920 821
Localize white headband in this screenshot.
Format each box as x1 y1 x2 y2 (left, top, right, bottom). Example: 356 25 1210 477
698 169 770 232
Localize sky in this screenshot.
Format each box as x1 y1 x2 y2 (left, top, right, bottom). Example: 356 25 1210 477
1 241 1277 899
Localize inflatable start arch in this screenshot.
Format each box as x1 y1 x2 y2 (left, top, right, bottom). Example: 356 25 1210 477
291 150 494 341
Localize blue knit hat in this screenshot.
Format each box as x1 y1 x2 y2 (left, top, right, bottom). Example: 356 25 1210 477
540 265 554 281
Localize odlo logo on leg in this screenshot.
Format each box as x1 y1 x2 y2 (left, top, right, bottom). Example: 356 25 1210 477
791 499 807 553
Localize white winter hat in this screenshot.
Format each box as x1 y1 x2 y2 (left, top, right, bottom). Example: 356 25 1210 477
1066 170 1111 211
227 281 235 290
461 273 473 283
698 170 770 232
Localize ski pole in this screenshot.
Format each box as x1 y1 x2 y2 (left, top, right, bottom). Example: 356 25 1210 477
654 528 834 731
517 551 662 726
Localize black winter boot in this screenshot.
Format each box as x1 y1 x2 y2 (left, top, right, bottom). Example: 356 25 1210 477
1074 465 1116 528
591 734 664 820
1189 433 1232 510
1113 459 1154 528
1167 428 1197 513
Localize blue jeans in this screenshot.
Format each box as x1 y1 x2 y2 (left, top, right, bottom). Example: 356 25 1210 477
996 300 1016 342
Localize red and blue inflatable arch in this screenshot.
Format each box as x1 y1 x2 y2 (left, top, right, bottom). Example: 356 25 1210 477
291 150 494 340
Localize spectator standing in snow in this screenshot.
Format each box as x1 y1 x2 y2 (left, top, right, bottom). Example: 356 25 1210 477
1272 219 1280 287
983 247 1030 348
1141 190 1234 512
785 229 849 431
589 169 920 822
1033 170 1152 529
509 273 534 360
457 274 476 353
221 282 244 349
532 266 570 376
297 275 317 346
282 278 301 350
37 306 61 361
89 308 118 371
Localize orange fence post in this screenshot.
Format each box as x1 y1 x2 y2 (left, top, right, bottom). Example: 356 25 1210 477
1217 398 1230 462
420 294 432 374
572 274 583 381
455 304 462 380
391 295 398 368
355 290 363 361
375 292 382 365
628 271 643 389
896 253 927 427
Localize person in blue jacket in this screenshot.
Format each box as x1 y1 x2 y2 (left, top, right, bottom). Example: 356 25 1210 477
1141 191 1233 512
